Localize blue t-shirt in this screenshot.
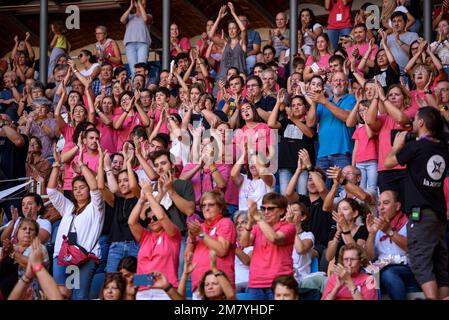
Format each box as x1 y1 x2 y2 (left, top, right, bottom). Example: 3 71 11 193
247 29 261 55
317 93 356 158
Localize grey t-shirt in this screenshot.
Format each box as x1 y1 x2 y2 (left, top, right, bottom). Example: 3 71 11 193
124 13 152 46
167 179 195 234
386 31 418 72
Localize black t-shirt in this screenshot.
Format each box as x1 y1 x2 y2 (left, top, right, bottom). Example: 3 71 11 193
0 134 28 191
102 203 114 236
299 195 333 247
255 96 277 112
328 225 369 262
278 118 315 169
190 111 228 130
396 138 449 221
166 179 196 234
367 65 399 93
108 196 140 243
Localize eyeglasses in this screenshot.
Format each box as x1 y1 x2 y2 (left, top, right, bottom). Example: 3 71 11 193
260 206 279 212
343 257 360 263
342 171 359 176
201 203 217 209
236 220 248 226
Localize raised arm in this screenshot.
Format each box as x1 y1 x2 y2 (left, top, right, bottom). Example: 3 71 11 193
208 6 228 46
228 2 246 50
120 0 135 25
97 144 115 207
210 250 236 300
128 190 146 242
77 144 98 191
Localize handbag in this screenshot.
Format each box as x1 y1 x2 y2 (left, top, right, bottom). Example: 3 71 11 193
57 214 100 266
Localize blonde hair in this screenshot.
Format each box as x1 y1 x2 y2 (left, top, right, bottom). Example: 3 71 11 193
380 0 396 28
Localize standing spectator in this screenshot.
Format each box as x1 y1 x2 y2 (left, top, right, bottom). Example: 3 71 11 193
209 4 247 81
383 12 419 72
48 146 104 300
433 0 449 30
238 14 261 75
170 23 191 58
186 191 236 300
240 194 296 300
0 114 27 221
93 26 123 69
385 107 449 300
347 24 378 69
309 72 356 183
48 21 70 77
325 0 353 50
120 0 153 76
128 182 181 300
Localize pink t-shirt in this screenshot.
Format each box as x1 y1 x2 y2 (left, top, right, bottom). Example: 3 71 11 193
112 113 145 151
321 272 378 300
63 151 100 190
96 118 119 154
191 216 237 292
326 0 353 30
347 43 378 61
170 37 191 57
233 123 274 160
248 221 296 288
61 124 75 152
137 228 181 290
352 125 378 163
151 107 178 135
224 174 239 206
377 104 418 171
305 54 331 69
180 163 231 212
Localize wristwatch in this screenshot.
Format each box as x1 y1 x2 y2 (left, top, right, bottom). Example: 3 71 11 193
198 232 206 240
424 90 432 95
387 230 394 238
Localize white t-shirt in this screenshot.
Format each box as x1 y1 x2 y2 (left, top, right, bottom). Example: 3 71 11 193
235 246 253 286
238 174 274 211
292 231 315 281
48 188 105 259
80 63 100 78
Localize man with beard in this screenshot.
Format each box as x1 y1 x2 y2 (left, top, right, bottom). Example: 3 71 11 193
309 71 356 187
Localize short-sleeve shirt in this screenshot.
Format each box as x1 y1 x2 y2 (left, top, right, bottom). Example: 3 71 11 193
248 221 296 288
317 94 356 158
329 225 369 262
191 217 237 292
396 138 449 220
123 13 152 46
246 29 262 55
166 179 196 234
386 32 419 71
374 223 407 260
326 0 353 30
321 273 377 300
112 113 146 151
352 125 378 163
137 228 181 289
292 231 315 280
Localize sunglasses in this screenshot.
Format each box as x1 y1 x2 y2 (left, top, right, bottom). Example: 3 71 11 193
260 206 279 212
146 215 158 223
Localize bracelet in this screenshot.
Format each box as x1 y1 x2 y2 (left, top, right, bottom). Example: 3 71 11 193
210 168 218 174
214 271 224 277
163 283 173 292
105 169 112 173
52 163 61 168
125 109 130 113
342 230 351 235
32 263 44 274
244 226 252 232
440 105 448 112
80 163 87 169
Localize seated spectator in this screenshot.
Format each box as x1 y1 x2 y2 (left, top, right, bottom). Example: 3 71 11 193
198 250 236 300
170 23 191 58
93 25 123 69
267 12 290 62
298 8 323 57
322 243 377 300
25 136 52 184
272 275 299 300
241 193 296 300
365 190 419 300
233 211 253 293
99 273 126 300
117 256 138 300
78 50 100 79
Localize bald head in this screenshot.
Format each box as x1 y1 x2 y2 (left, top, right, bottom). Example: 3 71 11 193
342 165 361 184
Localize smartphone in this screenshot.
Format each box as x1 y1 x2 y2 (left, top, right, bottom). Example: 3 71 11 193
133 274 154 286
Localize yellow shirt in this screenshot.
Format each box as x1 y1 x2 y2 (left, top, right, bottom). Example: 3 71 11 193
55 35 67 49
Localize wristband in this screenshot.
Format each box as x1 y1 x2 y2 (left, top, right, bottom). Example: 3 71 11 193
163 283 173 292
214 271 224 277
342 230 351 235
32 263 44 274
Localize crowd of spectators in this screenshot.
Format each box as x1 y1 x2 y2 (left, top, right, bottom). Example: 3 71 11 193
1 0 449 301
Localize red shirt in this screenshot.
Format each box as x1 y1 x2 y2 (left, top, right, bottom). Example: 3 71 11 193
321 272 378 300
352 125 378 163
327 0 353 30
191 216 237 292
112 112 145 151
248 221 296 288
137 228 181 290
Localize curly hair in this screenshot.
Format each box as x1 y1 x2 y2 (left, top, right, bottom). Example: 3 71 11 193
338 243 369 268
